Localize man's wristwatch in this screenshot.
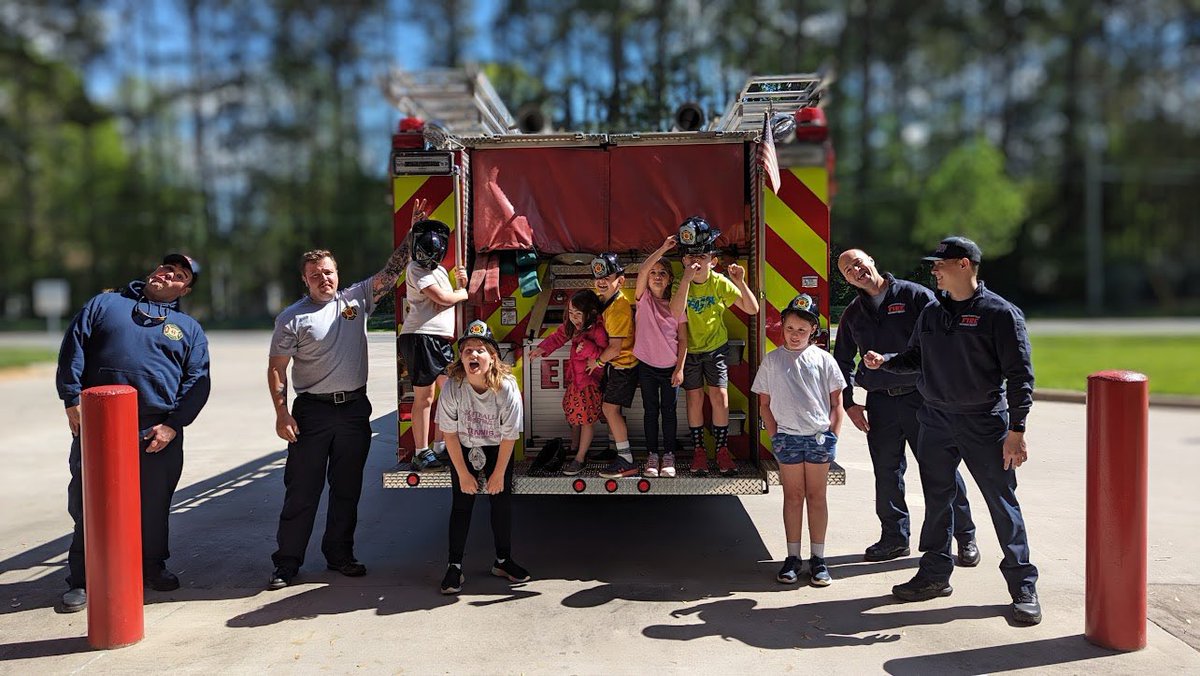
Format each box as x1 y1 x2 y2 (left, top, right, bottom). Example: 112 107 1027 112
1009 421 1026 433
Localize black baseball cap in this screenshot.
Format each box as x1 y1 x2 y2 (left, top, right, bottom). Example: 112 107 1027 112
922 236 982 264
162 253 201 287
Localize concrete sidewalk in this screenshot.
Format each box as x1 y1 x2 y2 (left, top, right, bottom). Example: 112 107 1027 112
0 332 1196 673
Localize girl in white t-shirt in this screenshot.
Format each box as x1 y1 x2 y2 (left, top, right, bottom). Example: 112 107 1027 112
750 294 846 588
436 320 528 594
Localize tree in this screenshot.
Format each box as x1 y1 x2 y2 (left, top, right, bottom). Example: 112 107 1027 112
915 137 1028 258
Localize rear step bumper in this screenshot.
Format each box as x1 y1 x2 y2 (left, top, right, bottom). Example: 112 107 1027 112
383 458 845 494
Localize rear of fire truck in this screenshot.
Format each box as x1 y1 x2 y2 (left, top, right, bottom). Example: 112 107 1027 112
381 70 839 495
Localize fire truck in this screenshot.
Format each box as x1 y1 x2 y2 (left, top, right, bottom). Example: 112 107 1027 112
381 69 841 495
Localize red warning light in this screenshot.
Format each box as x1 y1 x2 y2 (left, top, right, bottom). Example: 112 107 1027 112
604 479 618 493
406 473 420 487
637 479 650 493
572 479 586 493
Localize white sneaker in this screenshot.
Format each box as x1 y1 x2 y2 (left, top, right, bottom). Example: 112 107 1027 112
643 453 660 477
659 452 676 478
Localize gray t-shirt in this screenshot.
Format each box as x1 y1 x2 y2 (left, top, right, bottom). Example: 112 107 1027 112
399 262 456 338
270 278 376 394
435 375 523 448
751 345 847 436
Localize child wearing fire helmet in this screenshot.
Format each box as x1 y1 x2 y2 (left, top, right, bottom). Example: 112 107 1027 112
436 320 528 594
751 294 846 587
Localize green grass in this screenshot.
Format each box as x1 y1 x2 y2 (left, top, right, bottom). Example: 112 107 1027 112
0 347 56 370
1031 335 1200 396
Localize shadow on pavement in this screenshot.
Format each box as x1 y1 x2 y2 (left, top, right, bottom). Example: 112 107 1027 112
0 637 91 661
882 634 1121 674
641 595 1010 649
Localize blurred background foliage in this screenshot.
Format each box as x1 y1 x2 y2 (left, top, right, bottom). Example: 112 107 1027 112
1 0 1198 327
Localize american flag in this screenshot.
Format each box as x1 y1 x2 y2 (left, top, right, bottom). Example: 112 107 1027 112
760 111 782 194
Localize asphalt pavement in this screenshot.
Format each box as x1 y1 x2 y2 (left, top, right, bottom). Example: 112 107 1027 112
0 331 1197 674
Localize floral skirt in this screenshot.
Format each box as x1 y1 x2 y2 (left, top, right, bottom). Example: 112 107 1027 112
563 384 603 426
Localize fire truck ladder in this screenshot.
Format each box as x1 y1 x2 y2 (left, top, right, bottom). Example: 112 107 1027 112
380 66 516 137
715 73 827 133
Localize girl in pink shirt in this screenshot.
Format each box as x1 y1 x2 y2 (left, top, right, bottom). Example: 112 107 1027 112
527 289 608 475
633 236 688 477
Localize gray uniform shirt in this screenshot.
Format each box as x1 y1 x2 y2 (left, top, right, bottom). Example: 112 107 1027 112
435 375 523 448
270 278 376 394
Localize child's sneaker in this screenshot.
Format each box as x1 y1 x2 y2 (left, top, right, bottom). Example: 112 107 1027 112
659 452 676 478
809 556 832 587
440 566 463 594
776 556 803 584
691 447 709 475
715 447 737 475
643 453 660 478
599 456 638 478
413 448 444 472
561 459 585 476
491 558 531 583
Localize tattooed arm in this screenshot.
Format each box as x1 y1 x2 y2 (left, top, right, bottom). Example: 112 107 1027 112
371 197 428 302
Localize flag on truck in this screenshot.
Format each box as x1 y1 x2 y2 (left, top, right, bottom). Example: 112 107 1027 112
760 111 781 194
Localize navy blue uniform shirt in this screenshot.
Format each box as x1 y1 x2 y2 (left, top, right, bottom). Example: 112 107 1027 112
833 273 934 409
882 281 1034 428
56 280 211 430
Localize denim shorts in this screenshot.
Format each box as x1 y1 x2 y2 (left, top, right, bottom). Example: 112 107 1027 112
771 431 838 465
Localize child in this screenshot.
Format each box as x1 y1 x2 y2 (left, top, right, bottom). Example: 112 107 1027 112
668 216 760 475
527 289 608 476
751 294 846 587
436 320 528 594
588 252 640 479
399 200 469 471
633 236 688 478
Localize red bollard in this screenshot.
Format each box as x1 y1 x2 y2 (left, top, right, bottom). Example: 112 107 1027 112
81 385 144 649
1085 370 1148 651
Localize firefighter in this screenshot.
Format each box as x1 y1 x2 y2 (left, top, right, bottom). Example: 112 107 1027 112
833 248 979 566
266 234 422 590
56 254 211 613
863 236 1041 626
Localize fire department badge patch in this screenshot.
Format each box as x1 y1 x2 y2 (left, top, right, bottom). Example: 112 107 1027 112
162 323 183 341
591 259 607 278
341 305 358 321
679 225 697 245
468 321 488 337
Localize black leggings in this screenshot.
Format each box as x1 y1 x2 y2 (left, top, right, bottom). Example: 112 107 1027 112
448 445 515 564
638 362 678 454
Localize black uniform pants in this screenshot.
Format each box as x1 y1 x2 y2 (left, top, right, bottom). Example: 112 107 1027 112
272 395 372 571
865 389 976 546
914 406 1039 597
67 420 185 589
448 445 515 565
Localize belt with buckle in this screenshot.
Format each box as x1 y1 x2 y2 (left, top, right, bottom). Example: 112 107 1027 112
299 386 366 404
881 385 917 397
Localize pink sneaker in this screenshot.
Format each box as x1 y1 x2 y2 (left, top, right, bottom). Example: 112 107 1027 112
643 453 660 478
659 452 676 478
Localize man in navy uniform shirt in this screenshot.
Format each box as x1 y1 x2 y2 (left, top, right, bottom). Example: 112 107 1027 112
834 248 978 567
864 236 1041 626
56 253 211 613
